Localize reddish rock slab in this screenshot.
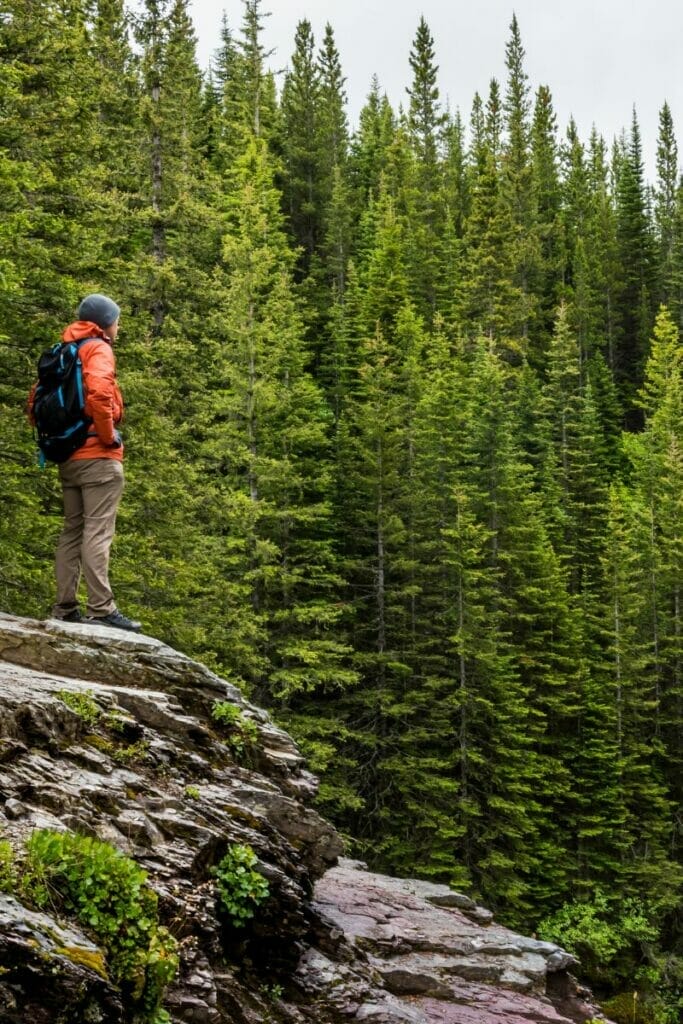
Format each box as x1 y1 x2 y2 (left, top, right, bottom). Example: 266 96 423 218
312 860 614 1024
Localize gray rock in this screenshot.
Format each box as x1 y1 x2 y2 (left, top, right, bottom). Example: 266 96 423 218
3 799 25 820
0 894 121 1022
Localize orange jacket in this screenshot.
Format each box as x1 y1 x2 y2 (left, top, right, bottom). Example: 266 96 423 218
29 321 124 462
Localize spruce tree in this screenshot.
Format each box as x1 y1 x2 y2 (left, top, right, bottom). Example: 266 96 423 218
655 102 680 309
501 15 540 351
531 84 563 357
280 19 321 271
615 109 656 405
195 132 354 699
456 136 527 355
625 308 683 828
404 16 446 317
316 24 350 297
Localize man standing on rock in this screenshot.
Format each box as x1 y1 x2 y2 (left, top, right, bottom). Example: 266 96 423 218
30 294 141 633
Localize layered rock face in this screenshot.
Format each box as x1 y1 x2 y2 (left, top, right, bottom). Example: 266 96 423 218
0 614 611 1024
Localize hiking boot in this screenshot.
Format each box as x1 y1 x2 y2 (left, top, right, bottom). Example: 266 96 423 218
87 609 142 633
59 608 84 623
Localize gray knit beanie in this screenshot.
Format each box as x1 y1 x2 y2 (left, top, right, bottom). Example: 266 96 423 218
77 293 121 329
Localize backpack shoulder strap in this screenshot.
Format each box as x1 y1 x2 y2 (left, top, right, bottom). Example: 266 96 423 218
66 336 101 351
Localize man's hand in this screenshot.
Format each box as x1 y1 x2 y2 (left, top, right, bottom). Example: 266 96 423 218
110 429 123 449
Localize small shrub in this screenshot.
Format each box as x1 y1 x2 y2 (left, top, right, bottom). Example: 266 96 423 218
211 702 259 759
538 890 658 987
261 982 284 1002
56 689 101 727
26 830 178 1020
212 844 269 927
211 702 242 728
184 785 200 800
104 711 128 734
112 740 149 765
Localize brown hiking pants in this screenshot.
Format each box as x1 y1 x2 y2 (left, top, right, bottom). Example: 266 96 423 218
53 459 124 618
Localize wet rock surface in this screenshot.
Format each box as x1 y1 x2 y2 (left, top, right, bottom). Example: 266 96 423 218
0 613 613 1023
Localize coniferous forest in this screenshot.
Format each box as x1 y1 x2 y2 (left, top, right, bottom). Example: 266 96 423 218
1 1 682 1017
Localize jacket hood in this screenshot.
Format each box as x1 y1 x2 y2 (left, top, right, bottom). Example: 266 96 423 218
61 321 111 343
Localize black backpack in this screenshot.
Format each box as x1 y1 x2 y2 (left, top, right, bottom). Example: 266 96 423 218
32 338 96 464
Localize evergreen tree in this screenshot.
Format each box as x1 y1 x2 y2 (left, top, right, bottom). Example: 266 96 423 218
530 84 563 357
280 19 321 271
196 134 354 699
598 483 677 899
501 15 540 351
615 109 656 404
626 308 683 827
404 16 446 317
348 79 395 233
655 102 680 309
456 135 527 355
316 24 350 297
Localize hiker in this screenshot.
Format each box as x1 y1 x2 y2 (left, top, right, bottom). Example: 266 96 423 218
29 294 141 632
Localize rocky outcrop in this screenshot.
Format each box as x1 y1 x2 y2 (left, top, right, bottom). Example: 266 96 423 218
0 613 612 1024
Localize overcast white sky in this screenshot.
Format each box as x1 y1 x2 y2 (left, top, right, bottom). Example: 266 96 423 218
188 0 682 183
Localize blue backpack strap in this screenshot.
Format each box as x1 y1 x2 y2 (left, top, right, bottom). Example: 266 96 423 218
71 336 99 411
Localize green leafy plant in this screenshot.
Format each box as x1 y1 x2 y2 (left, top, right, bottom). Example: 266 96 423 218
112 740 149 765
261 982 284 1002
24 830 178 1021
538 890 658 986
0 841 16 892
184 785 200 800
538 891 683 1023
56 689 101 727
211 701 243 728
211 702 259 759
211 844 269 927
104 710 130 734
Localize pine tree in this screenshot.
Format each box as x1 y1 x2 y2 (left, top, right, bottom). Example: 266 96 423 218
530 84 563 357
404 16 447 318
539 305 613 615
454 341 574 918
348 79 395 233
194 133 354 699
625 308 683 829
456 135 527 355
443 108 469 237
316 23 350 296
280 20 321 271
655 102 680 309
615 109 656 405
598 483 678 899
501 15 540 350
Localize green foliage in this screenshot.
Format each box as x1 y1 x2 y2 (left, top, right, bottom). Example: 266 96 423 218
56 689 102 728
0 840 17 893
211 701 259 757
260 982 284 1002
211 843 269 927
23 830 178 1020
184 785 200 800
112 740 150 766
539 890 657 983
538 891 683 1022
